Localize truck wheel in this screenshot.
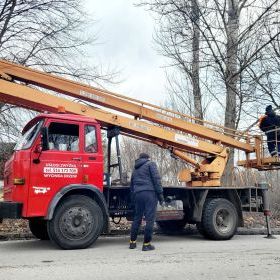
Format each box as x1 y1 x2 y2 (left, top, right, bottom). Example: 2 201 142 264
201 198 238 240
157 218 187 233
47 195 104 249
29 219 49 240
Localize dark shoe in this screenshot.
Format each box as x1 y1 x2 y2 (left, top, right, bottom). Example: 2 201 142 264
142 243 155 251
129 241 137 249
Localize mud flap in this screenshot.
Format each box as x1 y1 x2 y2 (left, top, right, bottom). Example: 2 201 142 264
0 202 22 220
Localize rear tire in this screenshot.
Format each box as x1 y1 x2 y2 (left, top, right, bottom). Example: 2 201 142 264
201 198 238 240
47 195 104 249
29 219 49 240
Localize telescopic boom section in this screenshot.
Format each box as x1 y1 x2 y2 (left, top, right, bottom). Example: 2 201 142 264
0 78 222 156
0 59 253 153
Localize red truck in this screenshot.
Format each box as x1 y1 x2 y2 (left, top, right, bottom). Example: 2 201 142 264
0 60 274 249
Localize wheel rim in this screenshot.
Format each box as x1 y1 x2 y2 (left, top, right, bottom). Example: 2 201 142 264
214 209 233 234
59 206 94 240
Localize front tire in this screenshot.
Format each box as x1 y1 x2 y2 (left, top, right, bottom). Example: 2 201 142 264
29 219 49 240
47 195 104 249
201 198 238 240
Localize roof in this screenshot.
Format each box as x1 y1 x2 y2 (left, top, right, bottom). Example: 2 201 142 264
22 113 98 134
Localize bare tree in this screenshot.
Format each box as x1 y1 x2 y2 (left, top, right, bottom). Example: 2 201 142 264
0 0 117 141
244 17 280 111
140 0 280 185
191 0 203 120
139 0 204 120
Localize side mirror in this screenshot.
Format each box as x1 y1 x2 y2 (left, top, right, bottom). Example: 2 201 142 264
41 127 49 151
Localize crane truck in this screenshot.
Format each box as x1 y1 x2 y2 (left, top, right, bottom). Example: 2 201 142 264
0 60 277 249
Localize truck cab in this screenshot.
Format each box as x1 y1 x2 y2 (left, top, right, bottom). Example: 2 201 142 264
4 113 104 214
1 113 110 249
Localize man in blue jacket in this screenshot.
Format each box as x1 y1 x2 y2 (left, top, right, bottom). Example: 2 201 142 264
129 153 164 251
259 105 280 156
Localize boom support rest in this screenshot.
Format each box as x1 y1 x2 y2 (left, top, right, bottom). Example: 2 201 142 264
177 148 229 187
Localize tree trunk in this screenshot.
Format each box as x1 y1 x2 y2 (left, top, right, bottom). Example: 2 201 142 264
191 0 203 123
223 0 239 186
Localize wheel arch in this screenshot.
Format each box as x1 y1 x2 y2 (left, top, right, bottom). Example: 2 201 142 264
45 184 109 232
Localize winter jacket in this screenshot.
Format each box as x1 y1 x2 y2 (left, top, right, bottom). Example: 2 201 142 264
130 158 163 195
259 111 280 139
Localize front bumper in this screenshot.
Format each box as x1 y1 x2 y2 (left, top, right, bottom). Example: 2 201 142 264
0 202 22 221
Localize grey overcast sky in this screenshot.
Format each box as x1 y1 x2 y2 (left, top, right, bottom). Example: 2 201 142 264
85 0 168 104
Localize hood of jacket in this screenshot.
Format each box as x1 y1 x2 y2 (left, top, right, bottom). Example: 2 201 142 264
134 158 149 169
266 110 276 118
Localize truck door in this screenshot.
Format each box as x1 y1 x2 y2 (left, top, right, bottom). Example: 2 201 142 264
81 124 103 191
28 120 83 217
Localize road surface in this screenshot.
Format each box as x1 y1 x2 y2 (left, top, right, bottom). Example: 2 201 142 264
0 234 279 280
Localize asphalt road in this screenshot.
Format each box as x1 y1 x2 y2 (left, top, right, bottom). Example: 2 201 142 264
0 234 279 280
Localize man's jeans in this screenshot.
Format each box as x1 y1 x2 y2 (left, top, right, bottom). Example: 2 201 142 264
267 133 280 156
130 191 157 243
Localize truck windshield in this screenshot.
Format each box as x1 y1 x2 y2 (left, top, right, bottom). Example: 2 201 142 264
14 120 44 151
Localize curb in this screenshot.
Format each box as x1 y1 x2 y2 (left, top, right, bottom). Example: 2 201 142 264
1 227 280 241
237 227 280 235
0 233 34 241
